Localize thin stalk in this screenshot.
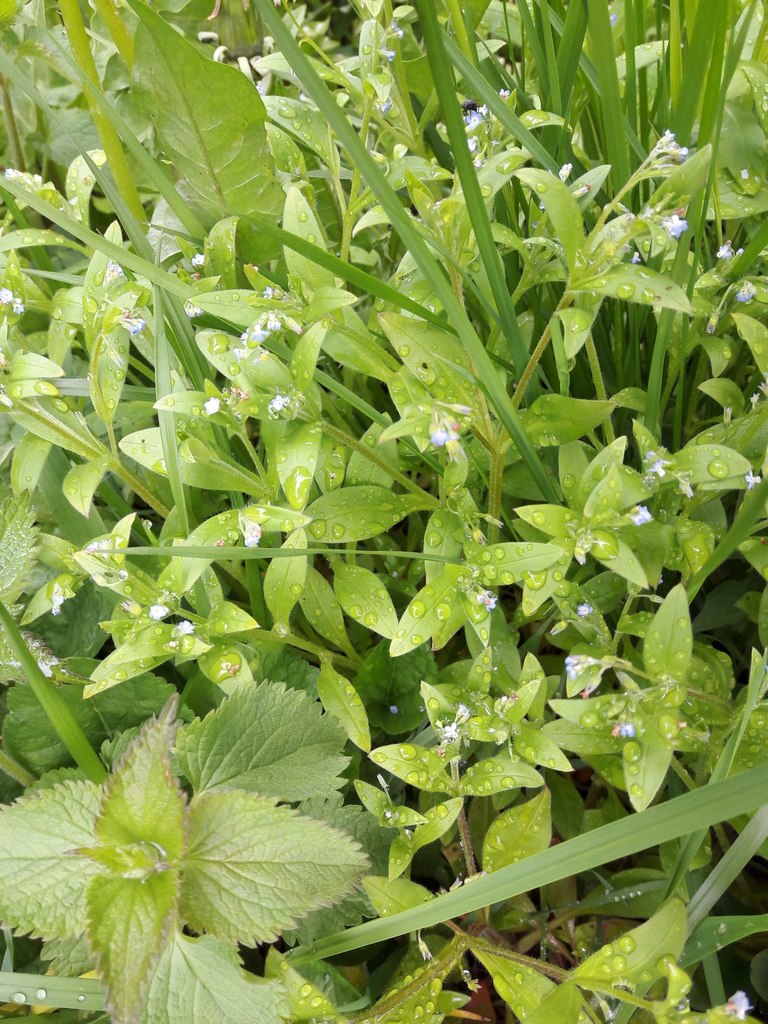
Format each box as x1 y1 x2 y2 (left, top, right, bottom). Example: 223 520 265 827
340 94 375 262
322 423 439 506
0 748 35 788
451 759 477 878
513 293 573 408
585 334 616 442
487 441 507 544
0 604 106 784
91 0 134 68
58 0 145 223
0 76 25 172
445 0 474 62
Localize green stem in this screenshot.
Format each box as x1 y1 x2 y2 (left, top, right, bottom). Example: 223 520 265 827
0 75 25 172
0 747 36 787
513 293 573 408
108 458 170 518
322 423 439 507
341 95 374 262
444 0 474 63
91 0 134 68
585 334 616 442
451 758 477 877
487 440 507 544
58 0 145 224
0 604 106 784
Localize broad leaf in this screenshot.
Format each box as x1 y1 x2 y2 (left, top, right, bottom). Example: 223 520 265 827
318 661 371 752
181 790 367 943
482 790 552 871
175 681 348 800
132 1 280 221
306 486 432 542
0 780 101 939
643 583 692 682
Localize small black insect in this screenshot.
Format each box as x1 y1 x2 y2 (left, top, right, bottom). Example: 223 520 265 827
461 99 478 113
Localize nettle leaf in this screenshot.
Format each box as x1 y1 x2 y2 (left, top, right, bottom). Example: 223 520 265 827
333 561 398 639
482 789 552 871
306 486 432 543
355 640 435 733
142 933 286 1024
0 492 38 602
180 789 367 944
573 898 686 988
132 1 280 221
0 779 101 939
318 661 371 752
88 872 178 1024
94 699 186 862
175 681 348 800
643 584 692 682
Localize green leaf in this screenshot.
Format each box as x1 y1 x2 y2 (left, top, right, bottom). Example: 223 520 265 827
682 913 768 967
521 396 615 446
142 932 286 1024
482 790 552 871
0 493 38 603
515 167 585 274
175 681 348 800
378 313 475 406
333 561 398 639
299 566 352 653
131 1 280 221
263 527 307 628
460 758 543 797
623 739 673 812
471 942 555 1017
573 264 693 314
388 798 463 879
94 700 186 864
674 443 751 489
181 789 367 943
354 641 436 733
0 780 101 939
62 457 110 517
275 420 323 510
573 898 686 987
526 982 584 1024
370 743 453 794
318 661 371 752
643 583 692 682
306 486 432 543
362 876 434 918
466 540 563 586
390 567 461 657
87 872 178 1024
4 673 177 776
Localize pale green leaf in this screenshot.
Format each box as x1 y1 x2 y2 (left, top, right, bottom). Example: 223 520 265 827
175 680 348 800
181 790 367 943
0 493 38 603
318 661 371 752
333 561 398 640
643 583 692 682
263 527 307 628
362 876 434 918
62 458 110 517
471 942 555 1016
142 932 286 1024
306 486 432 543
573 265 693 313
482 790 552 871
0 780 101 939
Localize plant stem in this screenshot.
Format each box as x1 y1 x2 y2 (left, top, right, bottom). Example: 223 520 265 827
487 439 508 543
445 0 474 63
322 423 439 506
0 75 25 172
58 0 145 224
513 293 573 408
341 94 374 262
451 758 477 878
108 458 170 518
585 334 616 442
91 0 134 68
0 748 35 788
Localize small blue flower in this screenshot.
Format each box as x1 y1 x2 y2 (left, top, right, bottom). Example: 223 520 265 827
736 281 757 303
577 602 593 617
379 99 392 115
430 427 451 447
745 470 761 490
464 109 483 130
662 214 688 239
381 47 396 62
717 240 734 260
631 505 653 526
619 722 635 738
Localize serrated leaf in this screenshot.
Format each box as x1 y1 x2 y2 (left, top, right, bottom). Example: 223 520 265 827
132 2 280 221
181 789 367 943
643 583 692 682
142 932 286 1024
573 898 686 986
0 780 101 939
306 486 432 543
482 790 551 871
175 681 348 800
333 561 398 639
0 493 38 603
94 700 186 863
87 872 177 1024
370 743 453 793
318 661 371 752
